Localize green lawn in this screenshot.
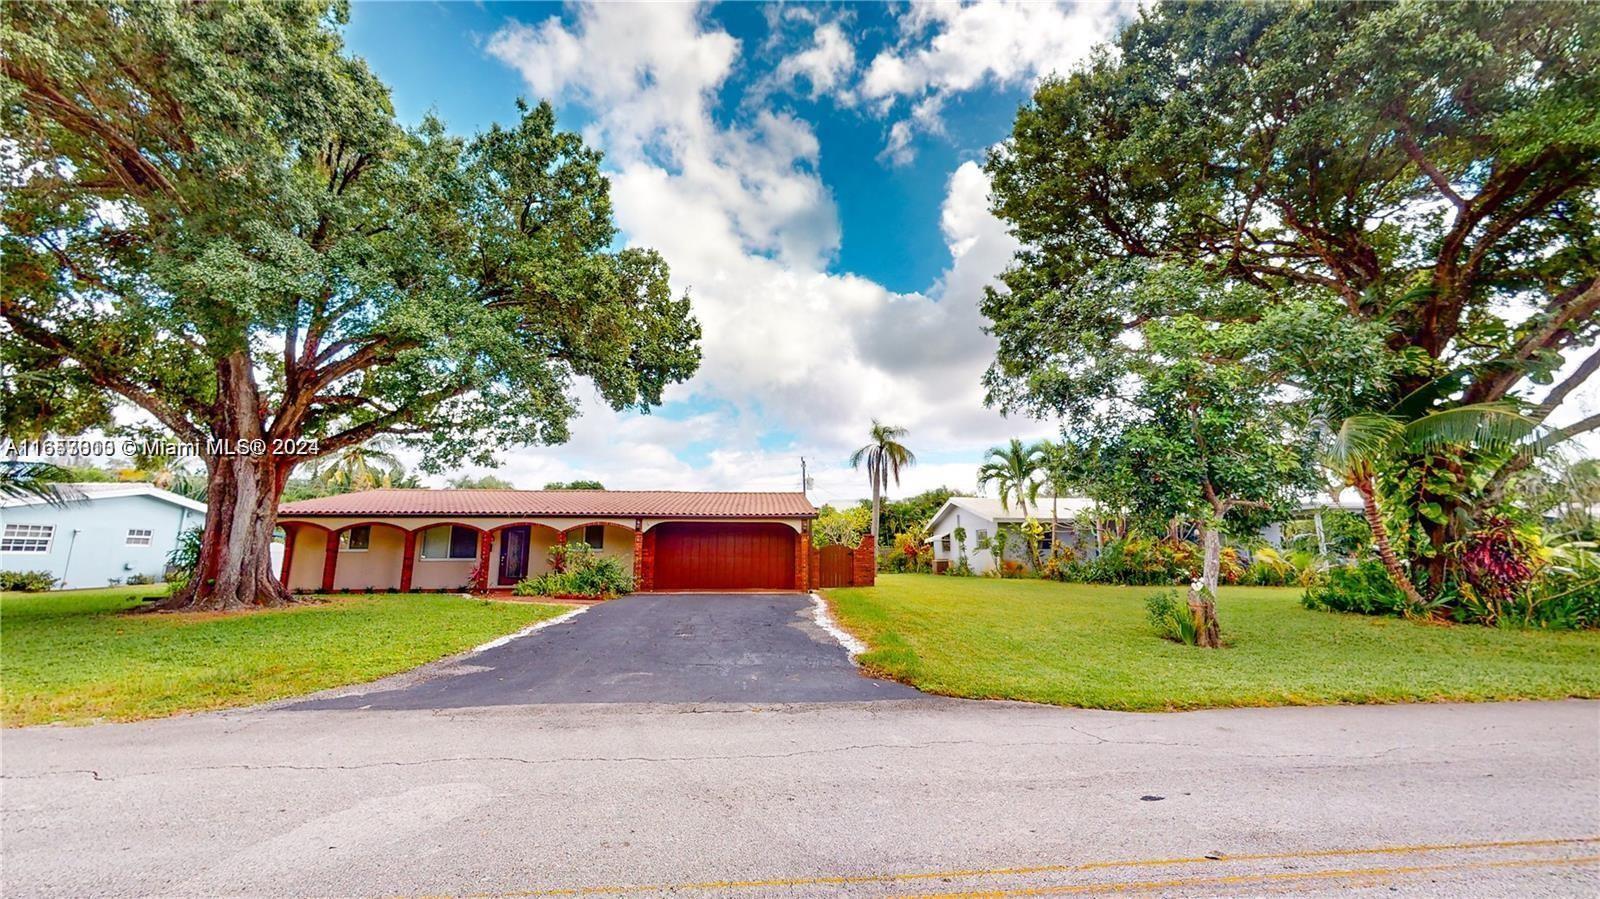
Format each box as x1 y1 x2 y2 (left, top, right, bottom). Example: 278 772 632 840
825 574 1600 710
1 586 569 726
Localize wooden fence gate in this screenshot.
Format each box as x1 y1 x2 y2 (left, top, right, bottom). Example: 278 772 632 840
816 544 854 588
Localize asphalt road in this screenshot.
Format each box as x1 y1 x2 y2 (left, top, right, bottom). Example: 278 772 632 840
294 592 921 707
2 595 1597 897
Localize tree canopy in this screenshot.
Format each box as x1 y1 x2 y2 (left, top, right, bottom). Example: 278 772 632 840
984 0 1599 598
0 2 700 608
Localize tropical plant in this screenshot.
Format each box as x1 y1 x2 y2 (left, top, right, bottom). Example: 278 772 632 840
977 438 1040 518
1145 589 1198 645
0 460 79 506
515 548 632 599
1314 401 1537 612
1 2 699 610
313 440 408 493
849 420 916 550
813 503 871 548
0 570 58 592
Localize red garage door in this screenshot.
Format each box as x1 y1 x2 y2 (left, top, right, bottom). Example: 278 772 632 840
652 522 796 590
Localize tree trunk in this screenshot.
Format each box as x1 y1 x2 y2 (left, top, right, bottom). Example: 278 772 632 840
870 467 882 558
1051 495 1060 561
1353 477 1427 609
1186 523 1223 648
149 352 295 612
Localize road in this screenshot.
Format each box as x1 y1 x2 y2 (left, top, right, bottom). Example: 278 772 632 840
4 697 1597 897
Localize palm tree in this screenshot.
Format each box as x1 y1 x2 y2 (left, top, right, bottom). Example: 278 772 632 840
1318 402 1535 607
313 440 406 493
1030 440 1075 560
849 420 916 549
978 438 1041 516
0 460 80 506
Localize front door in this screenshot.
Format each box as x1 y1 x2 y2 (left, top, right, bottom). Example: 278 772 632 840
499 526 530 585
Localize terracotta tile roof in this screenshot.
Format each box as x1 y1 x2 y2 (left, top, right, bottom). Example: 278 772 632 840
279 489 817 520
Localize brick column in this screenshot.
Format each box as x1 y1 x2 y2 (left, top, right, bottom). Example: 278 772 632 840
639 530 656 591
794 522 811 591
853 534 876 587
632 519 644 589
474 530 493 593
809 546 820 590
279 525 296 588
399 529 417 592
320 530 339 592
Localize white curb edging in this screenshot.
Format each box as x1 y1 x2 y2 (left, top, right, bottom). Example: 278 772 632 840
809 591 866 660
471 604 589 653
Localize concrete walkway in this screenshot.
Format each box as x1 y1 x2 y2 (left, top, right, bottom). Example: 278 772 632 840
3 699 1596 897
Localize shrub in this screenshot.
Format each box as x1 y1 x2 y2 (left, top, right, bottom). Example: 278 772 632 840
1301 561 1410 617
165 527 202 593
513 551 633 599
0 570 57 592
1145 589 1198 645
124 573 157 586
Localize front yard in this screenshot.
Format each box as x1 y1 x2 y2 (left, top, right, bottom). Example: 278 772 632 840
825 574 1600 710
0 587 570 726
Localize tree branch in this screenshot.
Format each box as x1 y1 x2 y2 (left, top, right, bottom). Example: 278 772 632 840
1396 133 1466 210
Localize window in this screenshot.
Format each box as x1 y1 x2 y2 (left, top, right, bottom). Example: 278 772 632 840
125 528 153 546
420 525 478 560
583 525 605 550
940 535 952 553
976 529 989 545
339 525 371 551
1039 532 1054 551
1 524 54 553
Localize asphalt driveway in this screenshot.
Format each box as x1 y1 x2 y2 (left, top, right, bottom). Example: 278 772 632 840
294 592 921 709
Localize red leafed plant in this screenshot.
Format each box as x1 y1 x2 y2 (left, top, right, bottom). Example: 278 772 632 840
1459 516 1538 603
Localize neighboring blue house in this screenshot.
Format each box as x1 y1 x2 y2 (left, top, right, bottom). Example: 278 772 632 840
0 483 206 589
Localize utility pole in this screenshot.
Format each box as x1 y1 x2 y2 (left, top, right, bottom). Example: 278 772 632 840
800 457 813 496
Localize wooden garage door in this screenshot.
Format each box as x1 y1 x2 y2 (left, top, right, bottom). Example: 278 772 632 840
652 522 796 590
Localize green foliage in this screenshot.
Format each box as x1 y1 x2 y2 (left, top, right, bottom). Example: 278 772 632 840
813 503 872 548
165 527 203 593
878 487 957 543
0 570 58 592
1302 561 1430 618
1 1 699 603
543 480 604 490
1145 589 1199 646
449 474 516 489
984 1 1600 612
977 438 1042 516
513 548 633 599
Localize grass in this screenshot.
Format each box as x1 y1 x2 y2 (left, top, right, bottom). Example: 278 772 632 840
1 586 570 727
825 574 1600 711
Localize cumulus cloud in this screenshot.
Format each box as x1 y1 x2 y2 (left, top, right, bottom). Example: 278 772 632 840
862 0 1127 164
770 21 857 99
478 3 1054 503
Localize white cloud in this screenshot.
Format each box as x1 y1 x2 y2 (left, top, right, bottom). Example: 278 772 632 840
479 4 1052 503
862 0 1127 164
770 21 857 99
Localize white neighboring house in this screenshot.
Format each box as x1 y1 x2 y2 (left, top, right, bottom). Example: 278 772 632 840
925 495 1100 575
1259 489 1367 553
0 483 212 589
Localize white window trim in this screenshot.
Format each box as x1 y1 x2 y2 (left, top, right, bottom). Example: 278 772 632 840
417 526 478 562
2 523 55 554
125 528 154 547
339 526 372 553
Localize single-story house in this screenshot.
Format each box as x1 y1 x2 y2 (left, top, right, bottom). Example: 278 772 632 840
0 483 206 589
924 495 1099 575
275 488 872 593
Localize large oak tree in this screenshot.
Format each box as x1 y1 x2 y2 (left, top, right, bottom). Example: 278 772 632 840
983 1 1599 595
1 2 701 610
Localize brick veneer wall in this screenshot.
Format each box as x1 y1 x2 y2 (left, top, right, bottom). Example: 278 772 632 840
853 534 876 587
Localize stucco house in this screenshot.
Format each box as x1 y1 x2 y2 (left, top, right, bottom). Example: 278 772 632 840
275 488 874 593
0 483 206 589
924 495 1100 575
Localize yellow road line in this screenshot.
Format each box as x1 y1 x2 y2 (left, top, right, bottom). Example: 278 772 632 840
419 836 1600 898
891 853 1600 898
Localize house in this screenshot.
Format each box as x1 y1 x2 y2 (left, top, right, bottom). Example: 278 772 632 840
0 483 206 589
924 495 1099 575
274 488 871 593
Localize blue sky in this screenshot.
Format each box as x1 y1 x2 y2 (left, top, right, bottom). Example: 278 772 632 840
342 2 1128 503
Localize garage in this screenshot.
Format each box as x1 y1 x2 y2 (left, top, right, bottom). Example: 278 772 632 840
651 522 797 590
